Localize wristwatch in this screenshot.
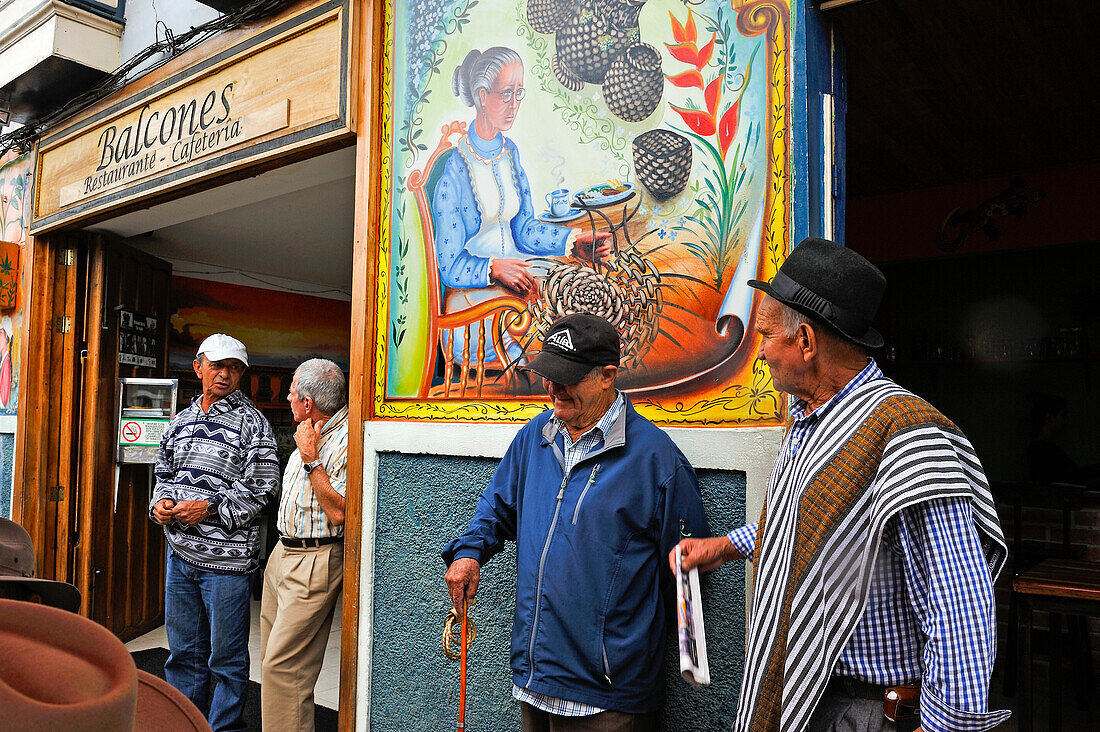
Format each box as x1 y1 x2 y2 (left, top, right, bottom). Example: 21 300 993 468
206 493 224 516
304 458 323 474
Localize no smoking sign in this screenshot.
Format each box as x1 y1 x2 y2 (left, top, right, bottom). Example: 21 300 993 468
122 421 142 442
118 418 168 448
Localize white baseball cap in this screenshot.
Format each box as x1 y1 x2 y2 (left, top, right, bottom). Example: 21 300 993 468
195 333 249 366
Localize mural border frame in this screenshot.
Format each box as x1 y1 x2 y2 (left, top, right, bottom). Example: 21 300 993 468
369 0 791 425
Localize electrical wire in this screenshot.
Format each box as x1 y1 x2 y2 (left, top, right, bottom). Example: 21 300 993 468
172 264 351 297
0 0 297 158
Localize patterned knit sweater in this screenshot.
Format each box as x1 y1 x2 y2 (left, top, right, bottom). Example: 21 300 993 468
151 391 280 574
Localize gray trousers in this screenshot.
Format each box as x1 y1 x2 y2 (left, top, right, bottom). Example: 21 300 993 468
807 685 919 732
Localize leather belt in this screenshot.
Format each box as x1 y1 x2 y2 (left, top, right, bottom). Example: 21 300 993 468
825 676 920 723
280 535 343 548
825 675 888 701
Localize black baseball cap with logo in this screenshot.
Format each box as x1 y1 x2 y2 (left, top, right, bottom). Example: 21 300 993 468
524 313 621 385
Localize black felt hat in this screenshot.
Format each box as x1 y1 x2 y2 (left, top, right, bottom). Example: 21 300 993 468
524 313 621 385
749 237 886 348
0 518 81 612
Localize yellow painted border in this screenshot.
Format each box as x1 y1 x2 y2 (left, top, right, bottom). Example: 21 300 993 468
371 0 790 425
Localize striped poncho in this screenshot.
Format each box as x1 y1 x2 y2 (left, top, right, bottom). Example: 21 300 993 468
735 377 1007 732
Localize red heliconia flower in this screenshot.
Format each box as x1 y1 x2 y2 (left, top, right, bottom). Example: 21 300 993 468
670 104 717 137
695 34 716 71
669 10 697 44
718 100 741 159
667 70 705 90
704 76 722 117
665 41 700 67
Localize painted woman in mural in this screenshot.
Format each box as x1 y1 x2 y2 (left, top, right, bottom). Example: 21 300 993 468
432 47 609 365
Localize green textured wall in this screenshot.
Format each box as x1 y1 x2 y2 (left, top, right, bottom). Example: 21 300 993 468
371 453 747 730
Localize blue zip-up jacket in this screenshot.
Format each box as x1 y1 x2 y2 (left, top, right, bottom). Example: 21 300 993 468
441 398 710 712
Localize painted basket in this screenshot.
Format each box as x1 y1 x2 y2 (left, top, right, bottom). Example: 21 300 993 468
554 0 641 84
602 43 663 122
527 0 572 34
632 129 692 201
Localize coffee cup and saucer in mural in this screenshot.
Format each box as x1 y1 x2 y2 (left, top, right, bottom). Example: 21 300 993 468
540 187 585 222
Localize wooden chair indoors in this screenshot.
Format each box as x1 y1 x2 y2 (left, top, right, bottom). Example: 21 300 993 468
999 481 1100 731
406 121 531 399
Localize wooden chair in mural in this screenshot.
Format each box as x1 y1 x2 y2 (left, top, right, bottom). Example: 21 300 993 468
407 121 531 398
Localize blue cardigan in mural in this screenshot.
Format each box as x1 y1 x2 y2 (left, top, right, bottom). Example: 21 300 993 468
432 133 570 290
431 132 572 364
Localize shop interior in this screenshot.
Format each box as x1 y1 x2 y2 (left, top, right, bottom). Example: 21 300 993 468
83 143 356 714
89 146 355 447
834 0 1098 727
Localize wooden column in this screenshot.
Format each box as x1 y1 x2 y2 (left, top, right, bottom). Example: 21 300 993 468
342 0 385 727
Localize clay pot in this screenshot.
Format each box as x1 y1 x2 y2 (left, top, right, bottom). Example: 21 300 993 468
633 129 692 201
602 44 663 122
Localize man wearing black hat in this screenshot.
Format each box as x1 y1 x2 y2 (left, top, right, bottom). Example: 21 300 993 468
0 516 81 611
443 312 709 730
672 238 1009 732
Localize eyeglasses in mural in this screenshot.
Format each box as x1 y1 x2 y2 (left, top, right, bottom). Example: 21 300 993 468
372 0 790 425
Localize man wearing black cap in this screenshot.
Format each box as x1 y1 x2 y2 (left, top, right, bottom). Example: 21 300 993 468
443 312 709 730
672 238 1009 732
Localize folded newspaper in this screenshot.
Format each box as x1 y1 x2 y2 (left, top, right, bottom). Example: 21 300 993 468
675 545 710 686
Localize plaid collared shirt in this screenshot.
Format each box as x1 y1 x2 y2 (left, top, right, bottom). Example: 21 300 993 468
277 405 349 539
728 360 1007 732
512 393 624 717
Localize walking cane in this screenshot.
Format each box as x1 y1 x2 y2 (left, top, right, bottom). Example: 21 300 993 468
443 597 477 731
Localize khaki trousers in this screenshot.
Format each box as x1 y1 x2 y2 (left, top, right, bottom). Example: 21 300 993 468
520 703 657 732
260 540 343 732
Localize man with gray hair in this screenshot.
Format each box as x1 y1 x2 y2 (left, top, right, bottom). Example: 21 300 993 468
673 238 1008 732
260 358 349 732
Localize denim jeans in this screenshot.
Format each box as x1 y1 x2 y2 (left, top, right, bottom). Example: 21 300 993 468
165 549 253 732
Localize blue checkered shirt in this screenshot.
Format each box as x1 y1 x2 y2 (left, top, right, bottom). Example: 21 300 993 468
512 393 625 717
728 360 1007 732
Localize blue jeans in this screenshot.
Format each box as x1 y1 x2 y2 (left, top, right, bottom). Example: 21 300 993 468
165 549 252 732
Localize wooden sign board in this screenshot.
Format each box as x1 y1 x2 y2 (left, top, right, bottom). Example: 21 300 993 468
31 0 353 233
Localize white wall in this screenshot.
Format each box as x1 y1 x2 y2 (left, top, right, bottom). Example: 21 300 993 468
120 0 220 71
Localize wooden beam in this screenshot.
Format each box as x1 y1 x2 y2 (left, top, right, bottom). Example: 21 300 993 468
340 0 383 727
819 0 871 10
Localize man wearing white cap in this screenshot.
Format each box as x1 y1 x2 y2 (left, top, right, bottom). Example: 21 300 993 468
150 333 280 732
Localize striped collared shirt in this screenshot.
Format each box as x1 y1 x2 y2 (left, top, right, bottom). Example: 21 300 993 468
277 405 349 539
728 360 1008 732
512 392 624 717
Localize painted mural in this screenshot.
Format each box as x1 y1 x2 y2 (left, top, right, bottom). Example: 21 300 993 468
0 152 31 418
373 0 790 425
169 276 352 370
